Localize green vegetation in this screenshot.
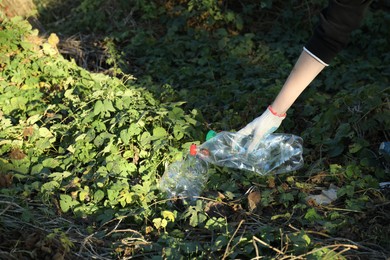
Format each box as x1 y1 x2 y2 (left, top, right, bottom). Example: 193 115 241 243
0 1 389 259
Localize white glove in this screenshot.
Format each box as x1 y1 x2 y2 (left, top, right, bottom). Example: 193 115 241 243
237 106 286 152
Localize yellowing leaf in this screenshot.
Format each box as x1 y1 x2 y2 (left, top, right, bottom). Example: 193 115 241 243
38 127 53 138
79 190 89 201
42 43 57 56
153 218 168 229
48 33 60 47
162 210 175 222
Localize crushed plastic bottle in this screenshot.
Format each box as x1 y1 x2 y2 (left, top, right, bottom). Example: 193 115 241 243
159 131 304 200
193 131 304 175
159 148 209 200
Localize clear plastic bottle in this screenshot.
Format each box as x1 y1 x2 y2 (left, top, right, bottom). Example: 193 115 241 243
159 147 209 200
191 131 303 175
159 131 304 200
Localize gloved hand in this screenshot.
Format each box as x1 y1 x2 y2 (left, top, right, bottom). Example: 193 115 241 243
236 105 286 152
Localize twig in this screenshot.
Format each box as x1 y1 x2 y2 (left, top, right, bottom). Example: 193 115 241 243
0 250 18 260
0 200 24 209
104 216 124 237
0 204 11 216
252 235 285 256
222 219 245 260
121 237 151 246
288 224 331 238
327 238 389 255
280 243 358 260
251 238 263 260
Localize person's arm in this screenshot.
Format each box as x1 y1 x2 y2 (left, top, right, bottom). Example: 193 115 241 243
237 50 325 152
237 0 372 152
270 50 326 116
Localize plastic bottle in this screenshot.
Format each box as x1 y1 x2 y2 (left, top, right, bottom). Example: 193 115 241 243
192 131 304 175
159 131 304 200
159 147 209 200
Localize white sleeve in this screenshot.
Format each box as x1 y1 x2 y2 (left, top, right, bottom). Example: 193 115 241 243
303 47 329 66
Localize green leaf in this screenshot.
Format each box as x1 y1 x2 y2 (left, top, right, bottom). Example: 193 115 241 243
304 208 322 222
120 129 130 145
42 158 60 168
103 100 116 112
94 190 105 202
349 142 362 153
152 126 167 138
128 123 141 136
173 125 184 140
107 189 119 202
279 192 294 204
94 100 104 116
41 180 60 193
27 114 42 125
48 171 72 181
59 194 79 213
140 131 151 147
10 96 28 111
327 143 344 157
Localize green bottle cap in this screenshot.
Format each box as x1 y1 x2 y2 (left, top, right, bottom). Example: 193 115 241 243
206 130 217 141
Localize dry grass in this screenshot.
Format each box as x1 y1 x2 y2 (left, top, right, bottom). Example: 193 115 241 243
0 195 114 259
0 0 36 18
57 33 110 72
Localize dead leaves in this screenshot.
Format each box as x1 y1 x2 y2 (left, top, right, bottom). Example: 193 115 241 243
0 148 28 188
9 147 26 159
0 173 13 187
247 190 261 212
23 125 35 138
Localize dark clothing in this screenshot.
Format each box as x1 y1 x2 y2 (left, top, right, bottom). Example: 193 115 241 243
305 0 372 64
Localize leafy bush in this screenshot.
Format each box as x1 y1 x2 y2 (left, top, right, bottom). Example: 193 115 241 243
0 16 204 222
